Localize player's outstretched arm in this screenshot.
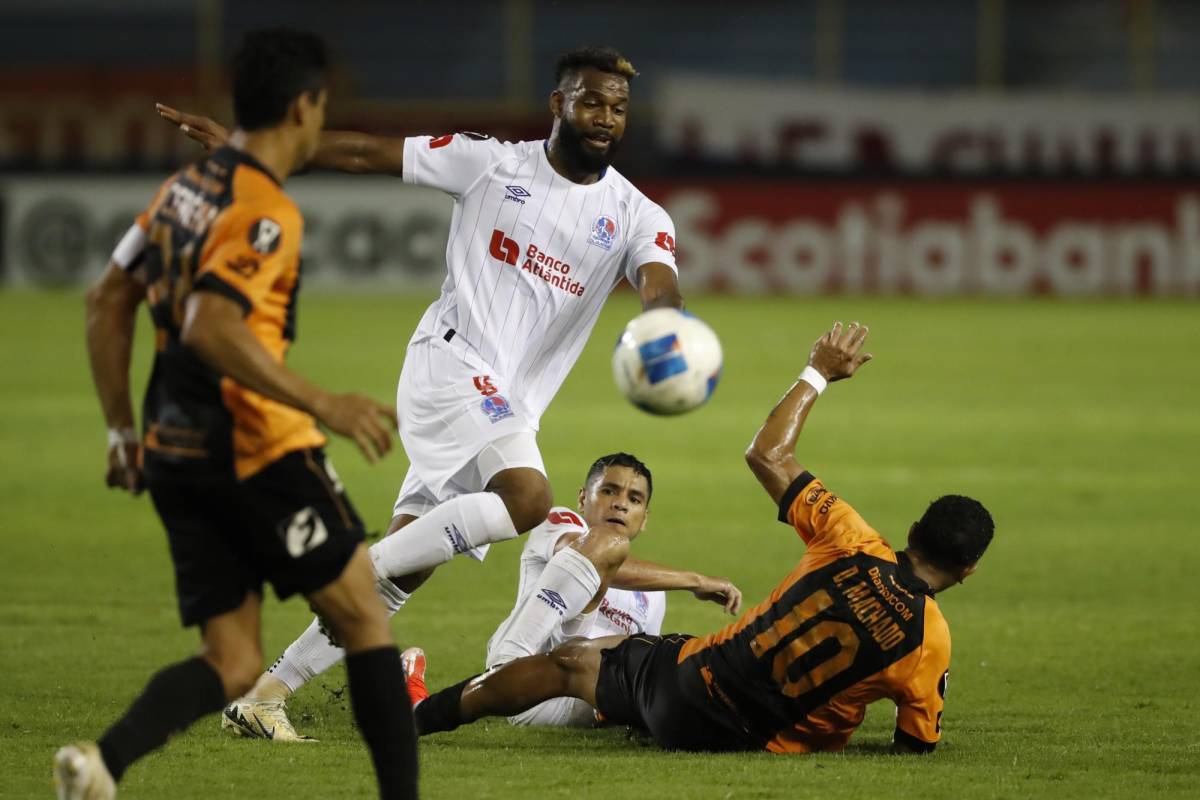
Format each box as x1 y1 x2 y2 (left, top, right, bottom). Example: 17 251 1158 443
610 558 743 615
156 104 404 175
181 292 397 463
85 262 147 494
744 322 872 505
636 262 684 311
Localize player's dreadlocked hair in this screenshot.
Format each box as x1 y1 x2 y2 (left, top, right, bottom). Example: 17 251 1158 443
554 46 639 84
232 28 329 131
585 453 653 502
910 495 994 571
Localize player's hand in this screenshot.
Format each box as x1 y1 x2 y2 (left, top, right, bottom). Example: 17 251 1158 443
156 103 229 152
105 429 144 495
808 321 872 382
693 576 743 615
313 393 398 464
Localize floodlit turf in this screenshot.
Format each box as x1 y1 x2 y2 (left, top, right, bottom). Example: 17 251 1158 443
2 290 1198 799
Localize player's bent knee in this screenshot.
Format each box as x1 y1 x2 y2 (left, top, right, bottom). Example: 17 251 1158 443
489 469 553 533
575 525 630 573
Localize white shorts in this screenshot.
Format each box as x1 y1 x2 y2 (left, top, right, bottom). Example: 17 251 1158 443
393 335 546 560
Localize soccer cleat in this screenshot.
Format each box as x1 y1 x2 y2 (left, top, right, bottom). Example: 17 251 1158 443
53 742 116 800
220 699 317 742
402 647 428 706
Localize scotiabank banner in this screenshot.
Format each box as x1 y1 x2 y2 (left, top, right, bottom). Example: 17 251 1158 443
4 175 1198 295
657 75 1200 177
643 182 1200 296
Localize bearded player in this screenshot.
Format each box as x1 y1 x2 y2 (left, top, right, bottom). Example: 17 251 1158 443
411 322 995 754
159 46 688 738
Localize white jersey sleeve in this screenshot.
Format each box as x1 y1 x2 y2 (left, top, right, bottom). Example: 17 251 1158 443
402 132 510 197
622 198 679 286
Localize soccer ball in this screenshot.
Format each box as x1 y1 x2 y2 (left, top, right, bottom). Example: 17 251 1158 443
612 308 723 415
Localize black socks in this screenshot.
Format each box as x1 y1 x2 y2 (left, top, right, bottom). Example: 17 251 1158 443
414 675 477 735
97 656 226 782
345 646 419 800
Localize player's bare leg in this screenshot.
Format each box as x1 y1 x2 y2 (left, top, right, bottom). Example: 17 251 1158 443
415 635 625 735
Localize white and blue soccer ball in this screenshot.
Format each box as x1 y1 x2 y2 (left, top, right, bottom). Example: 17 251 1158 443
612 308 723 416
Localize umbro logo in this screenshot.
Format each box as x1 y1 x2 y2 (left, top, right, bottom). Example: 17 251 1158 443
536 588 568 616
504 185 531 204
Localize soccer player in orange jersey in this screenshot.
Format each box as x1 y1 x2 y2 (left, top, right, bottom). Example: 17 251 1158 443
61 29 416 799
411 321 994 755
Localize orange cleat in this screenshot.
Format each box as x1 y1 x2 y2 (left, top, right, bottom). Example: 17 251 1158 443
401 647 428 706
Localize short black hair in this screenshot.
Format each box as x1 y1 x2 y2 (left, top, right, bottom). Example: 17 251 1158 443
232 28 329 132
554 46 638 85
585 452 652 501
910 495 994 571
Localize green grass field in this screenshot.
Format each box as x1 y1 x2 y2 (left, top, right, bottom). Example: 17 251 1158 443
2 290 1198 799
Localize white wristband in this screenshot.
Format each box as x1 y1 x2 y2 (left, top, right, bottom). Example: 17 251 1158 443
107 427 138 448
799 366 828 395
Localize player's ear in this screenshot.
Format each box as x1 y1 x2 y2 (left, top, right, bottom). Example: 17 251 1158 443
957 562 978 583
576 485 586 512
906 521 918 547
549 89 564 119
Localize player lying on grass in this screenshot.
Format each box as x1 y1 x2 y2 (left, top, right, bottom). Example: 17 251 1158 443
223 452 743 738
411 322 995 754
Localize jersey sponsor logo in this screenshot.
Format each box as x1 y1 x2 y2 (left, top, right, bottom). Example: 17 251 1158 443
162 181 220 234
638 333 689 384
536 588 568 616
249 217 282 254
488 228 587 297
489 229 520 266
473 375 499 396
279 507 329 558
429 134 454 149
654 231 677 257
598 596 640 634
480 394 515 423
588 215 619 251
504 185 531 204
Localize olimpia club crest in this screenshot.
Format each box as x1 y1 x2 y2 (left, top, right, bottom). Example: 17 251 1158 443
588 215 619 250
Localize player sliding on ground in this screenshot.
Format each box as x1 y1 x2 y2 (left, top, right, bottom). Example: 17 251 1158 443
412 322 995 754
226 452 742 736
158 46 690 740
408 452 741 727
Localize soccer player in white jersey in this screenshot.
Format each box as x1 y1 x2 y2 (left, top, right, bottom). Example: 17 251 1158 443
401 452 743 729
159 46 688 739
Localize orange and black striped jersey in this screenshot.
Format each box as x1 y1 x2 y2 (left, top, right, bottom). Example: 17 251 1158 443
676 472 951 753
131 147 324 480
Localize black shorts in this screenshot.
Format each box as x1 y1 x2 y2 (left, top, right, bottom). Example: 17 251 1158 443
594 634 756 752
148 448 365 627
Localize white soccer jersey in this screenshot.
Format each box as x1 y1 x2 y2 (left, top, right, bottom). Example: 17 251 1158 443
485 507 666 669
403 134 679 423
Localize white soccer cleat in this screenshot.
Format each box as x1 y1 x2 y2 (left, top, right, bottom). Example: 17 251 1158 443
53 742 116 800
220 699 317 742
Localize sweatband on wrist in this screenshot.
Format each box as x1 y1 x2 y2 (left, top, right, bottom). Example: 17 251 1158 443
799 366 828 395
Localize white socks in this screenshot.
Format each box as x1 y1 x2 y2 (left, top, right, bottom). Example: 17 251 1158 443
488 546 602 667
267 579 412 694
370 492 518 579
265 492 519 696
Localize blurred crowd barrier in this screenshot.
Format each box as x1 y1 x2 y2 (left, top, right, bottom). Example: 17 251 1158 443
5 174 1197 296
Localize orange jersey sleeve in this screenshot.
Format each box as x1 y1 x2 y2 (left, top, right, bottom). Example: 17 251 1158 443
893 608 951 752
778 471 880 552
195 200 301 315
